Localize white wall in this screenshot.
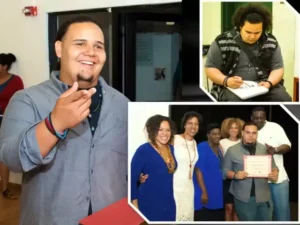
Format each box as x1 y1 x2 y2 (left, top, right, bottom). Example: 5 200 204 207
0 0 179 184
272 1 297 98
45 0 180 13
295 16 300 77
128 102 169 162
201 2 221 91
201 1 299 98
202 2 221 45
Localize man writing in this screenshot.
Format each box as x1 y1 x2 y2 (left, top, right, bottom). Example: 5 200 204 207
205 3 291 102
251 107 291 221
0 16 129 225
223 121 278 221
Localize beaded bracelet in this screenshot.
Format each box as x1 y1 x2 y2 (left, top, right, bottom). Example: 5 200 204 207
45 112 69 140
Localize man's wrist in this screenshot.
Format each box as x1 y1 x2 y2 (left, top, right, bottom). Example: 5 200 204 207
51 112 66 133
233 172 236 179
266 80 273 89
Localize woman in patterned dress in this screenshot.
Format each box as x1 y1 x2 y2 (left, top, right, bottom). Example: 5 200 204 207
172 111 207 221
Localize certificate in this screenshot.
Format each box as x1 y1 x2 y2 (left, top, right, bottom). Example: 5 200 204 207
244 155 272 178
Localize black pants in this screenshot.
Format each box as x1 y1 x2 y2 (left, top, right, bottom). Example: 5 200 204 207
194 208 225 221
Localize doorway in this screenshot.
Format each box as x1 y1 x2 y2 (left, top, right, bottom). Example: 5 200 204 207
112 4 182 101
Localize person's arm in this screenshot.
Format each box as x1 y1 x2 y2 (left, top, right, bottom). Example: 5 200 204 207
274 144 291 154
205 41 243 88
223 147 248 180
0 92 59 173
268 156 279 182
223 148 235 179
205 68 228 86
195 167 208 196
268 44 284 86
267 68 284 87
204 41 227 85
0 83 95 172
275 125 291 154
195 144 208 204
266 125 291 155
131 146 145 209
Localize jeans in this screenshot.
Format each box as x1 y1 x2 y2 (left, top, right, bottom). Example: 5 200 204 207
234 196 271 221
269 179 290 221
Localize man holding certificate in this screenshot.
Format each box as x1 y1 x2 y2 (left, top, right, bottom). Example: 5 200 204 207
251 107 291 221
223 121 278 221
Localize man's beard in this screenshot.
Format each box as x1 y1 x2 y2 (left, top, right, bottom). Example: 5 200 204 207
243 141 256 146
77 72 93 83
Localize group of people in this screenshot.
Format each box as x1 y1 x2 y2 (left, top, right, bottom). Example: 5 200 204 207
130 107 291 222
0 53 24 199
0 4 294 224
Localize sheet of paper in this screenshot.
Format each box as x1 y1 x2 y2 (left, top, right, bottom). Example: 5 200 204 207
244 155 272 178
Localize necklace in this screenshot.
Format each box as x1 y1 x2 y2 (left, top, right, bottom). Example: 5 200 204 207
183 135 196 179
153 144 176 174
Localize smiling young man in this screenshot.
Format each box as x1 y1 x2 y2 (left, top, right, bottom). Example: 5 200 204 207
205 3 291 102
0 16 129 225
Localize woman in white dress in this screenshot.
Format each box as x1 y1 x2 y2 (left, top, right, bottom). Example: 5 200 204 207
219 117 244 221
173 111 207 221
139 112 207 221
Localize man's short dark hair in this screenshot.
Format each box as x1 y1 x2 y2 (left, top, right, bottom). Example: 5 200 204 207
252 106 266 114
55 15 102 42
242 121 258 130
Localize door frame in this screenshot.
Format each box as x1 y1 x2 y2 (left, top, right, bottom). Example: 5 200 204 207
112 12 181 101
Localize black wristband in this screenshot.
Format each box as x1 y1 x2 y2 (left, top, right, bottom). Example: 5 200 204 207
48 112 69 140
223 76 229 87
266 80 273 89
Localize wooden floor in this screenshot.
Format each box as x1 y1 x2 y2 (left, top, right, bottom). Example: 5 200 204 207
0 184 21 225
0 183 298 224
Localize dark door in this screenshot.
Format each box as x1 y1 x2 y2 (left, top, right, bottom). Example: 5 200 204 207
113 12 181 101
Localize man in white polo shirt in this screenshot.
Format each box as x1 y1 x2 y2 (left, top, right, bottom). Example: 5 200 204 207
251 106 291 221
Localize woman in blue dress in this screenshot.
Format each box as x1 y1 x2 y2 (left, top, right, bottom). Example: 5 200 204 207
194 123 224 221
130 114 177 222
